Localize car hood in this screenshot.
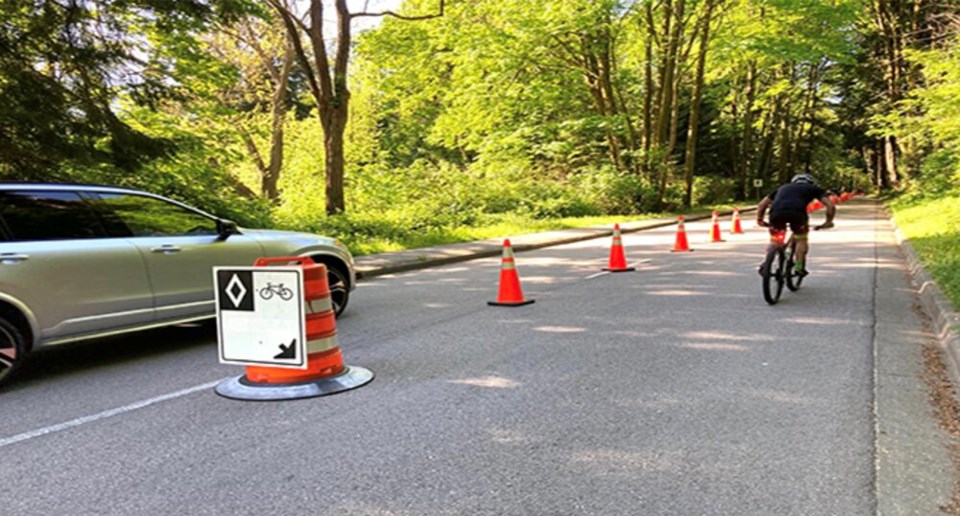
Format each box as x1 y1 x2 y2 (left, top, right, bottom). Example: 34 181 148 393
241 228 340 248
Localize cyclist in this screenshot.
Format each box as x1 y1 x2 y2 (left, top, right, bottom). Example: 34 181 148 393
755 173 836 276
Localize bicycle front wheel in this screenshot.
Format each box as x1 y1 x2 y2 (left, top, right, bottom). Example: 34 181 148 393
761 247 786 305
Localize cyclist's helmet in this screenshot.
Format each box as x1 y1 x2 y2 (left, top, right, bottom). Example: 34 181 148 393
791 173 815 184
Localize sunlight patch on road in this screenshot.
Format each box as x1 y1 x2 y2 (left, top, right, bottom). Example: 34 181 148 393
519 275 560 284
681 331 774 342
784 316 854 326
681 343 750 352
488 428 531 444
534 326 586 333
449 375 521 389
646 289 704 297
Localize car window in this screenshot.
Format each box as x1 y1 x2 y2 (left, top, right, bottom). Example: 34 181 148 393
93 193 218 237
0 191 108 241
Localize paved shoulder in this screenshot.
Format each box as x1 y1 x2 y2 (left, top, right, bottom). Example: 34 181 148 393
872 199 955 513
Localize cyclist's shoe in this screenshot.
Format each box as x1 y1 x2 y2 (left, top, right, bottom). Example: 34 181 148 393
795 267 809 278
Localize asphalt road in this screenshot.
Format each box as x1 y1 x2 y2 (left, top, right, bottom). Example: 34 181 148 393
0 199 953 515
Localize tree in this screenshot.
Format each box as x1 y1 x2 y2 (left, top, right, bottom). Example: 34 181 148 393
0 0 252 180
213 13 298 201
682 0 722 208
266 0 445 215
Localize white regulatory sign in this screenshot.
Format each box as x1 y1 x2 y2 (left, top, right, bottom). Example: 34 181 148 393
214 266 307 369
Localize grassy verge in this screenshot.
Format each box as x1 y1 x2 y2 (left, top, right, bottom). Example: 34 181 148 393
346 212 665 256
339 203 750 256
888 193 960 308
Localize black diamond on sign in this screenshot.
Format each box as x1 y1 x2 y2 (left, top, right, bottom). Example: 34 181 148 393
217 270 254 311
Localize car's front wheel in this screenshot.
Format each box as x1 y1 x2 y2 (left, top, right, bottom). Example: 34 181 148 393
0 316 27 388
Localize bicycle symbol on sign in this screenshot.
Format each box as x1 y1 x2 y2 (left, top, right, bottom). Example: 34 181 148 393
258 282 294 301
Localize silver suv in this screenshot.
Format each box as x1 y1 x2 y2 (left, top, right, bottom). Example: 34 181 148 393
0 183 356 387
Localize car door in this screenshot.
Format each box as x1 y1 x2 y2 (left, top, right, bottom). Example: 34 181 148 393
0 190 154 342
90 192 265 322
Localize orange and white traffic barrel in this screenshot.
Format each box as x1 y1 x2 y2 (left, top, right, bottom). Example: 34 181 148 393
215 257 373 401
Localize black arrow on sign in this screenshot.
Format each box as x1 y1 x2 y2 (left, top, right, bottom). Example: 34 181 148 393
273 339 297 360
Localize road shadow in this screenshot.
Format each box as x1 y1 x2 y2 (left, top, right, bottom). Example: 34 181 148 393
13 322 216 387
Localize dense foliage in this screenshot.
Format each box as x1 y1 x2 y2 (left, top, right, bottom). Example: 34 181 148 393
1 0 957 251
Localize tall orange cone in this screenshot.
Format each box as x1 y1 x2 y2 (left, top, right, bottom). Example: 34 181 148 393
672 216 693 252
215 257 374 401
488 239 535 306
603 224 635 272
731 208 744 234
710 211 725 242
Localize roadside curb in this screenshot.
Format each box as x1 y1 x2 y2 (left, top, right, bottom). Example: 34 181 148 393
354 207 756 279
888 210 960 377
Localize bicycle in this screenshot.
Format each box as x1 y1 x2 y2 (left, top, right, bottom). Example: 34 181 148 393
258 282 294 301
757 221 831 305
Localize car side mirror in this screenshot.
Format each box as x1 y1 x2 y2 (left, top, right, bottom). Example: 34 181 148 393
216 219 239 240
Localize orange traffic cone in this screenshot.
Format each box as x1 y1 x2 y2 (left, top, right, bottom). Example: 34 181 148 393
672 216 692 252
216 257 374 401
488 239 534 306
731 208 744 234
603 224 635 272
710 211 725 242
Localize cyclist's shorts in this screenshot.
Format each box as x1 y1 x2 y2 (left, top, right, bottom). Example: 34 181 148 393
769 210 809 236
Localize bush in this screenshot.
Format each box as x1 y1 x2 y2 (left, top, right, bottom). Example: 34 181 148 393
572 166 646 214
692 176 736 207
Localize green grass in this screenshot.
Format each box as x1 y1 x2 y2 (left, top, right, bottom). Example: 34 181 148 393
889 193 960 308
347 211 678 256
341 202 749 256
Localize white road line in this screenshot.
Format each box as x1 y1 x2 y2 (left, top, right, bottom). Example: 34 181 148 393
585 259 652 280
0 380 222 449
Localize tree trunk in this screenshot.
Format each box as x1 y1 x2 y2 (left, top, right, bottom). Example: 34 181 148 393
263 41 295 201
269 0 444 215
756 97 781 184
642 1 655 155
682 0 716 208
655 0 685 148
883 135 899 188
324 112 348 213
873 0 905 191
738 63 756 200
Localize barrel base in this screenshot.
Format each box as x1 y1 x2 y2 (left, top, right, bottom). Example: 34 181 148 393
215 366 374 401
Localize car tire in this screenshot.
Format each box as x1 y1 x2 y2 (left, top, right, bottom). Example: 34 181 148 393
327 266 349 318
0 316 27 388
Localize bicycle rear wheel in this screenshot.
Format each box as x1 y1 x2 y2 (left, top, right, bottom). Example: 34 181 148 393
786 242 804 291
761 246 786 305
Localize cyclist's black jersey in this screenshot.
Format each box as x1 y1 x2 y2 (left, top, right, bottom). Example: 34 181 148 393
765 183 826 215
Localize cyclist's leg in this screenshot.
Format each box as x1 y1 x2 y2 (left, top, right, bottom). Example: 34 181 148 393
789 214 811 272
